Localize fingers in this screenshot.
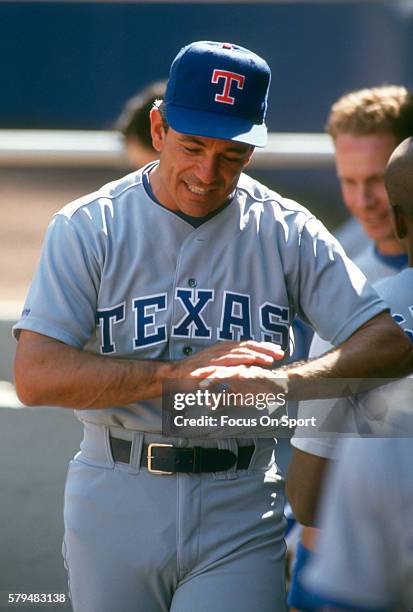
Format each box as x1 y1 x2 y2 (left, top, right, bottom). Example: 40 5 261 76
190 366 227 379
210 342 284 367
173 340 284 380
212 351 273 366
190 364 289 396
237 341 284 359
198 364 288 383
191 365 250 380
191 365 250 394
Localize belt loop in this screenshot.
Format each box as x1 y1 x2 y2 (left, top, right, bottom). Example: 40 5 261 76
128 432 144 474
247 438 259 472
214 439 239 480
103 425 115 468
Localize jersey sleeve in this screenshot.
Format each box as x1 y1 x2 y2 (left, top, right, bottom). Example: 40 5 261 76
302 439 398 610
291 333 343 459
13 211 102 348
290 423 337 458
295 217 387 345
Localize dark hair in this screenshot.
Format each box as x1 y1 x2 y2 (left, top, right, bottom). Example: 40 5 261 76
115 80 167 149
155 100 169 132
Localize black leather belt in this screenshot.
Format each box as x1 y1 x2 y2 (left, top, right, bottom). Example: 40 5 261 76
109 436 254 474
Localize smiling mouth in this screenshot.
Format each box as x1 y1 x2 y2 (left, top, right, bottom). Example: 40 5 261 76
185 182 214 196
363 216 389 227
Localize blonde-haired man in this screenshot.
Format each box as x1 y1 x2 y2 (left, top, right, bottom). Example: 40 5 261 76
287 85 413 610
331 85 413 269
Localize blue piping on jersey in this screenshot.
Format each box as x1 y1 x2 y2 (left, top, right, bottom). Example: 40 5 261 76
373 245 408 271
142 167 232 228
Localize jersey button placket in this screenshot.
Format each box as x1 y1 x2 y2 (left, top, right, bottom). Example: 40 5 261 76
181 281 197 356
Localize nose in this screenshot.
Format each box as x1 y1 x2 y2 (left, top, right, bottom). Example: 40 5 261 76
353 184 375 212
195 155 219 185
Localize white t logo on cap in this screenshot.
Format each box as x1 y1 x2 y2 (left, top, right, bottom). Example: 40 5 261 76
211 69 245 105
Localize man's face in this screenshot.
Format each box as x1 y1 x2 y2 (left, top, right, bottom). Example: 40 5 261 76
149 108 253 217
334 132 400 253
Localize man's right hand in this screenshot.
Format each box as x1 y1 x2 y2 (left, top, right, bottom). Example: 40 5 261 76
165 340 284 380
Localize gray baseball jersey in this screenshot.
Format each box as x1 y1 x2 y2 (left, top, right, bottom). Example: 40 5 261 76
353 241 409 284
291 247 408 457
303 408 413 610
13 164 388 612
334 216 370 260
13 163 386 434
374 268 413 343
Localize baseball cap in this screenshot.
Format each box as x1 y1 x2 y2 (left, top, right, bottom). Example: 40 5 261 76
164 41 271 147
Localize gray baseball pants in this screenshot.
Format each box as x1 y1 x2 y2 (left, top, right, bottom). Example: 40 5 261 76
62 423 288 612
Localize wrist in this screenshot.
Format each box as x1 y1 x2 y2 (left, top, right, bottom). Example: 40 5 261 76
157 360 178 381
266 366 289 399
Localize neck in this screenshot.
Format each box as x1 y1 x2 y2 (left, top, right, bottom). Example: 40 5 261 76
375 238 405 256
148 164 163 203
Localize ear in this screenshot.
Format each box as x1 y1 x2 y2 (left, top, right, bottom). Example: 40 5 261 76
150 107 166 152
242 146 255 168
391 205 407 240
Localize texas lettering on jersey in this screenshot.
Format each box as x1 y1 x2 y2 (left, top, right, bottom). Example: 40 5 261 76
96 288 290 355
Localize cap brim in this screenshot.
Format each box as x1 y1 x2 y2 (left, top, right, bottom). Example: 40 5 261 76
165 104 267 148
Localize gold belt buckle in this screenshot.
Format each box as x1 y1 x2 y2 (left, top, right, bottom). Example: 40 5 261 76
147 443 174 475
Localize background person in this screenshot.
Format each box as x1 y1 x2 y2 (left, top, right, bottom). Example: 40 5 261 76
115 80 166 168
301 136 413 610
330 86 413 279
287 84 413 611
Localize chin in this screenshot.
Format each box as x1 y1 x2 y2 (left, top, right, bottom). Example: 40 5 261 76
362 225 391 242
177 203 207 217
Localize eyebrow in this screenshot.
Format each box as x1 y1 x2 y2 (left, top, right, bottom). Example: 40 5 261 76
179 135 251 154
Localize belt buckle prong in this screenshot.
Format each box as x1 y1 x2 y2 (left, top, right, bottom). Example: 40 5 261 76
147 443 174 475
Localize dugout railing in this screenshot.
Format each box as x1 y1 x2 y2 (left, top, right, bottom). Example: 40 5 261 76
0 130 335 168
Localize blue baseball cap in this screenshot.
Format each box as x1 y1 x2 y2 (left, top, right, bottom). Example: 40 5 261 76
164 41 271 147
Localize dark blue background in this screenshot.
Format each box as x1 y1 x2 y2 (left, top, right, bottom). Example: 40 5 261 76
1 2 412 130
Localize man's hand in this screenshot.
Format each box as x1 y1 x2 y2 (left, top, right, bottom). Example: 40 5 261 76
167 341 284 379
189 363 289 397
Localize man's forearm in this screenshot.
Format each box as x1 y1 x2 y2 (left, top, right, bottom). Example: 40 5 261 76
15 331 170 409
286 448 330 526
280 312 413 399
15 331 284 409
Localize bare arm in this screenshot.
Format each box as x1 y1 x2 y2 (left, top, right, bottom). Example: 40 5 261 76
286 447 330 526
283 311 413 394
14 330 284 409
191 312 413 399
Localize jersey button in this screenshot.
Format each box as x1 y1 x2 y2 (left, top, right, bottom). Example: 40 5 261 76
183 346 193 356
188 278 197 288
